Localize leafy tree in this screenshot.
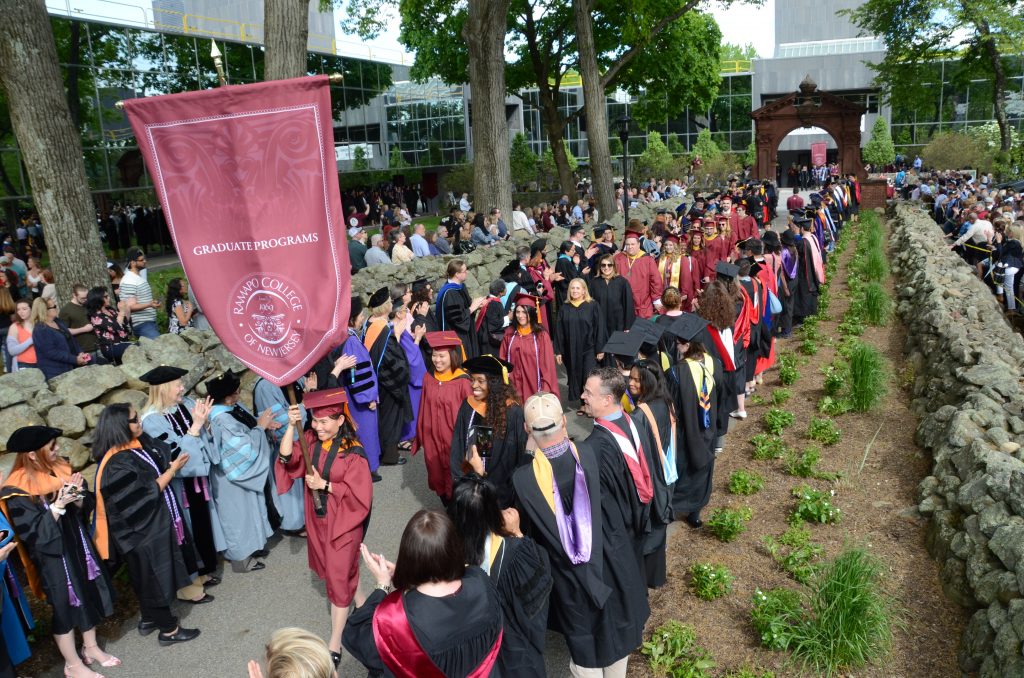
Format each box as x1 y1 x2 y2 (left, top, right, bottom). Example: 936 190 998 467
744 139 757 168
692 128 722 161
634 131 674 178
428 141 444 166
720 42 758 62
666 133 686 156
609 136 624 158
541 140 578 189
921 131 986 171
509 133 539 189
353 146 369 171
845 0 1024 152
862 117 896 167
389 145 410 169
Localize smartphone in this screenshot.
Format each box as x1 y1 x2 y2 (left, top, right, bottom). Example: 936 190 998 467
0 530 11 547
471 425 494 458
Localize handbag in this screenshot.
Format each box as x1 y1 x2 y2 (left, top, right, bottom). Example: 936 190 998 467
767 289 782 314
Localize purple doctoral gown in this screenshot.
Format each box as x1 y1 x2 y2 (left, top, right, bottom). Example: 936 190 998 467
399 330 427 444
339 329 382 471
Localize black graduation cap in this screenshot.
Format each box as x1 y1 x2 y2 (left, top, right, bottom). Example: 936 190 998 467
593 224 610 238
499 260 520 279
668 313 706 343
411 278 429 292
350 295 365 320
749 259 765 277
569 224 585 236
139 365 188 385
630 317 665 345
715 261 740 280
780 230 797 246
205 372 241 401
462 355 514 384
368 286 389 308
5 426 62 453
601 330 645 359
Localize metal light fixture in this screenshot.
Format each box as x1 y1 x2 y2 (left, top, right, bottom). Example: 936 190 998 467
616 114 632 225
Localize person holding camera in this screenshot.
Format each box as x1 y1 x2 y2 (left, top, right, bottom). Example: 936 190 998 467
450 355 530 509
1 426 118 676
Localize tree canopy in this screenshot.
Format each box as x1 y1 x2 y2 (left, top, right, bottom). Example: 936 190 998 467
862 117 896 168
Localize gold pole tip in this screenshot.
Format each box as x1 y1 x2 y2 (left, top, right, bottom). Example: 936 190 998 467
328 73 344 84
114 101 125 110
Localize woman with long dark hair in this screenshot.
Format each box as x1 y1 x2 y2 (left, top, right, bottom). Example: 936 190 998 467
92 403 202 647
589 253 634 366
499 293 559 401
447 475 552 677
277 388 372 667
416 332 472 504
698 280 743 454
85 287 132 364
450 355 529 508
343 510 503 678
0 426 117 676
164 278 195 335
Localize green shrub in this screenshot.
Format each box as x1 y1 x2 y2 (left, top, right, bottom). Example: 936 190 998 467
749 393 769 407
798 319 822 342
771 388 792 406
763 408 795 435
729 470 765 495
847 341 888 412
817 289 831 314
723 667 775 678
837 314 865 337
806 417 841 446
783 447 840 480
778 353 799 385
790 484 842 525
798 338 818 356
641 620 716 678
763 526 824 584
707 506 753 543
754 549 896 676
689 563 735 601
817 396 852 417
859 282 891 326
821 364 846 397
750 434 789 460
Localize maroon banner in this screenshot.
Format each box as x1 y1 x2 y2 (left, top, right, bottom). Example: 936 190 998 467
124 76 350 386
810 142 827 167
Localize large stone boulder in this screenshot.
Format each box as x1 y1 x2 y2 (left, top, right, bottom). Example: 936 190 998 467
58 436 92 472
46 405 86 438
83 403 106 429
100 389 149 412
0 404 45 452
49 365 127 406
0 368 47 396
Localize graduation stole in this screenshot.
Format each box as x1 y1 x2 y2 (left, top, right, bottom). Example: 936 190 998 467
481 532 504 576
435 281 465 331
532 442 593 564
706 324 736 372
659 256 683 288
637 403 678 485
595 413 654 504
363 319 394 373
372 589 503 678
474 298 496 331
686 354 715 430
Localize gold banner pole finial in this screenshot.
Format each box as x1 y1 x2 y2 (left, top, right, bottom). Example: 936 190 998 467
211 40 227 87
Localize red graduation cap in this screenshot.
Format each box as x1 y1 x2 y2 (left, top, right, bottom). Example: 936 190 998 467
513 292 538 308
664 233 681 244
425 331 463 350
303 387 348 417
623 229 644 240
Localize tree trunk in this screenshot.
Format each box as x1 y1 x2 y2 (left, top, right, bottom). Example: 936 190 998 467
573 0 616 223
539 94 576 198
66 21 81 128
0 0 109 303
264 0 310 81
976 18 1012 153
463 0 513 223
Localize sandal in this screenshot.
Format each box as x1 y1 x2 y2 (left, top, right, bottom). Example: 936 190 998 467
81 645 121 668
397 441 413 452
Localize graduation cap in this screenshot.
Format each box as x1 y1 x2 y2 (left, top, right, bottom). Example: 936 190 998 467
5 426 63 453
623 229 644 241
512 292 537 308
411 278 429 293
425 331 462 350
593 224 611 238
463 355 513 384
780 230 797 247
664 233 681 245
630 317 665 354
569 224 585 236
601 330 645 359
350 295 365 320
499 260 520 279
139 365 188 385
368 286 390 308
302 387 348 417
749 259 765 277
715 261 740 280
668 313 707 343
204 372 240 401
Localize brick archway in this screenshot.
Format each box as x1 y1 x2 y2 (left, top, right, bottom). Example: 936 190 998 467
751 75 867 181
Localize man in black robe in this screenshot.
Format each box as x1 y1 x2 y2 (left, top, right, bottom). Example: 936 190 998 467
436 259 484 358
365 287 412 466
513 392 649 677
791 216 822 323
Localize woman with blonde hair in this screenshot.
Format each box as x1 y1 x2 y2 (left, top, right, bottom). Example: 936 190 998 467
658 234 699 310
138 366 221 603
248 628 336 678
31 297 89 381
554 277 606 411
6 297 37 371
0 283 16 371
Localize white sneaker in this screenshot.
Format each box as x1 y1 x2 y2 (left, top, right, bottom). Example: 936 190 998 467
729 410 747 420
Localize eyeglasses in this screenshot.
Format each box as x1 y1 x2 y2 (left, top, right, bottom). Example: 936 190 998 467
47 304 57 310
599 264 614 268
127 415 139 423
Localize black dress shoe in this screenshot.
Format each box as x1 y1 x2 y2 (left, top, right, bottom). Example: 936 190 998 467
371 472 382 483
686 515 703 529
380 457 407 467
252 548 269 559
204 575 221 587
137 620 159 636
158 627 201 646
186 593 215 605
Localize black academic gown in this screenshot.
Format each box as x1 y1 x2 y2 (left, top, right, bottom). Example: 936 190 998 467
553 256 580 312
451 402 530 508
791 236 821 320
553 301 607 404
0 485 115 635
368 325 413 465
670 355 725 515
632 400 675 588
696 326 742 430
512 440 650 669
589 277 634 367
487 536 553 677
343 567 503 678
477 299 507 357
413 309 439 366
439 284 481 358
99 435 199 609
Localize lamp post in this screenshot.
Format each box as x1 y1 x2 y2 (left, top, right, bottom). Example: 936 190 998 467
616 114 631 227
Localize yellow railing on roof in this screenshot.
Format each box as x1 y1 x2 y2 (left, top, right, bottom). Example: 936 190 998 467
720 59 752 74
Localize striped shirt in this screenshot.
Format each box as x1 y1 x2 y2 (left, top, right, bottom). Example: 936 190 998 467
119 270 157 325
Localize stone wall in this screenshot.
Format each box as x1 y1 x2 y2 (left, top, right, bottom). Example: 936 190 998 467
0 330 251 469
350 197 684 298
891 203 1024 676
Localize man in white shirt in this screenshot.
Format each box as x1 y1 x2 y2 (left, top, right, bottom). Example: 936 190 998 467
459 193 472 212
409 222 432 257
951 210 994 276
511 203 534 235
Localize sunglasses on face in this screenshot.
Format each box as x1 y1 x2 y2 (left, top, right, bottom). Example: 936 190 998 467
600 264 614 268
128 415 139 423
